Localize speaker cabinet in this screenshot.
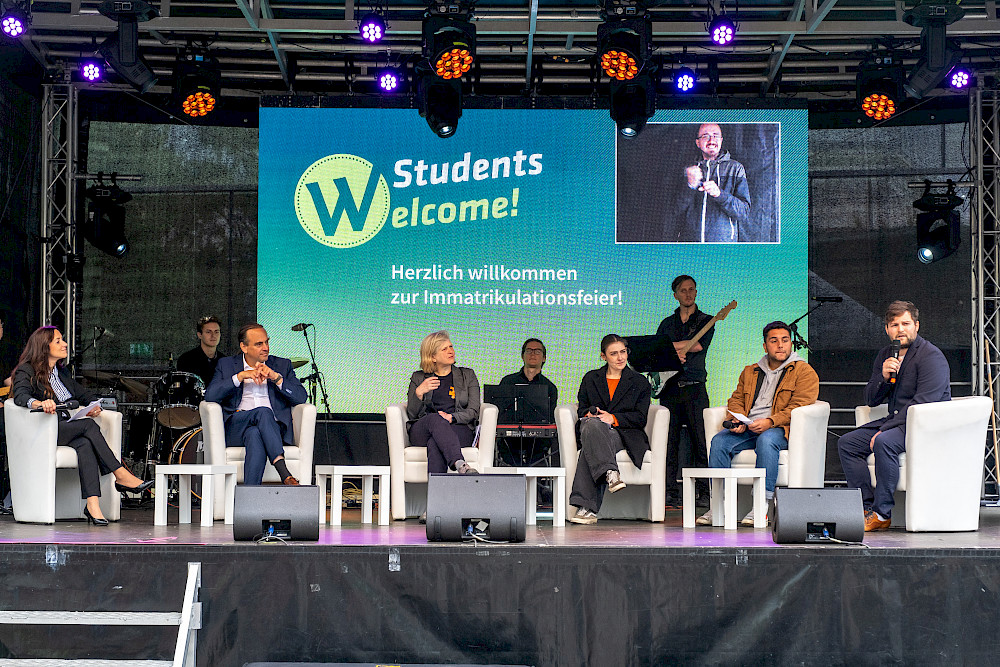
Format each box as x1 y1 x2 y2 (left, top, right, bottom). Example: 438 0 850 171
426 473 527 542
772 487 865 544
233 485 320 541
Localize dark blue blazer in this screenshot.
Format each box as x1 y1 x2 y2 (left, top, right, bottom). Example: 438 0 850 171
863 334 951 433
204 353 309 447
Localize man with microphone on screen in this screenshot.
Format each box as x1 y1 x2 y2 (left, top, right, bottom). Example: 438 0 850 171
837 301 951 531
677 122 751 243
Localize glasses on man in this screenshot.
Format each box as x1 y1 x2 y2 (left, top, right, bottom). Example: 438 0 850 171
697 133 723 141
524 348 545 355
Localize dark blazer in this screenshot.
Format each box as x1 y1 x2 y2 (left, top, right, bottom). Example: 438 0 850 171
204 353 308 447
12 362 98 408
863 334 951 434
406 366 480 430
576 365 651 467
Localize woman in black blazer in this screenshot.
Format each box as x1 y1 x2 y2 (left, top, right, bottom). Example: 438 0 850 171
568 334 651 525
11 327 152 525
406 330 481 476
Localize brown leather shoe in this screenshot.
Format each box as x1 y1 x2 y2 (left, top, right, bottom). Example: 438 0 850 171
864 510 890 531
282 476 300 486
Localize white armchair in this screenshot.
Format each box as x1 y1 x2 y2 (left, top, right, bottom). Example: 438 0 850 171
200 401 318 520
3 402 122 524
556 403 669 522
385 403 498 520
703 401 831 489
855 397 991 531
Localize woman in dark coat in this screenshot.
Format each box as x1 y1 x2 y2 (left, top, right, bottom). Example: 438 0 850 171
12 326 152 525
568 334 651 524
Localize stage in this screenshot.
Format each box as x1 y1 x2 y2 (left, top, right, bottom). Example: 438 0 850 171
2 505 1000 665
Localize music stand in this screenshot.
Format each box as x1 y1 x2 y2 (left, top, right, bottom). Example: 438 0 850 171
484 384 552 466
626 334 684 373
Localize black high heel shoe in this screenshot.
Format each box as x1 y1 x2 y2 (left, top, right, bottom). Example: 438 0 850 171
84 507 109 527
115 479 154 495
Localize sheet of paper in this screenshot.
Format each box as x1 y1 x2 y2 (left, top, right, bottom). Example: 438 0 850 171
727 410 753 425
69 400 102 421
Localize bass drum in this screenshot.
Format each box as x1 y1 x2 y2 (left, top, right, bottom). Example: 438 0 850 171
169 427 204 464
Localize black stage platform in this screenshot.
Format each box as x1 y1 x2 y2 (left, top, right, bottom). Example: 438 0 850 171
2 506 999 665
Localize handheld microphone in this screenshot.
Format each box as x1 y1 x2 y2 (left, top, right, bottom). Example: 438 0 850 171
291 323 313 332
95 326 114 338
31 399 80 413
811 296 844 303
889 339 901 384
722 419 738 429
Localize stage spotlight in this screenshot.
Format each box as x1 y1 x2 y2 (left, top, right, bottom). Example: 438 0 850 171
597 16 650 82
902 1 964 99
81 60 102 82
83 183 132 258
950 68 971 89
611 72 655 138
174 50 221 118
422 13 476 80
914 180 962 264
416 62 461 138
708 15 735 46
1 3 28 39
856 56 904 121
97 0 159 93
359 13 386 43
675 67 696 92
378 68 401 92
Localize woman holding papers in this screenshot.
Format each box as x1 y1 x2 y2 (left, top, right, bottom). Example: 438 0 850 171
11 326 151 526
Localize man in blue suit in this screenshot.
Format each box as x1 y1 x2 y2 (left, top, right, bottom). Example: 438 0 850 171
205 323 309 485
838 301 951 531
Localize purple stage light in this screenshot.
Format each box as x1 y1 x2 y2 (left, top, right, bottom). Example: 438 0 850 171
675 67 696 92
1 13 25 38
359 13 385 43
951 69 970 89
81 61 102 81
709 16 735 46
379 70 399 92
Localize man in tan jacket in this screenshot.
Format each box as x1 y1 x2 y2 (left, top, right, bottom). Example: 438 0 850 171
697 321 819 526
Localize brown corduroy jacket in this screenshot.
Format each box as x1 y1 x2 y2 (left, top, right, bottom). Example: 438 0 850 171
726 358 820 437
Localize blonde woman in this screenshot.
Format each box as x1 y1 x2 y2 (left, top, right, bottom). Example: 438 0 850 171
406 331 481 475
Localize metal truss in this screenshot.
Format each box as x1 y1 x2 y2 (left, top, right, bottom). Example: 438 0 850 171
972 80 1000 500
39 80 77 348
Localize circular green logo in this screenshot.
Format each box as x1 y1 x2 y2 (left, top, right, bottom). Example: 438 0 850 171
293 154 391 248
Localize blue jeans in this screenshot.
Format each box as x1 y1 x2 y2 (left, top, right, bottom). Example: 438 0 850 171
709 427 788 494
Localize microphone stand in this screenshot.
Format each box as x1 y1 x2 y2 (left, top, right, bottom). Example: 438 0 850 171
786 301 831 352
299 326 331 413
70 328 109 375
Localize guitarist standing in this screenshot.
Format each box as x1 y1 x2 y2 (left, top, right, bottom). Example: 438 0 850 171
657 275 714 508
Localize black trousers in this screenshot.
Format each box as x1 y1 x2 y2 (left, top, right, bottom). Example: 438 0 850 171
569 417 624 513
57 418 122 498
660 382 710 498
409 413 475 474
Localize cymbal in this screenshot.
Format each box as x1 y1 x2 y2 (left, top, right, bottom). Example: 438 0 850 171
82 370 119 386
289 357 309 369
82 371 148 397
118 377 150 396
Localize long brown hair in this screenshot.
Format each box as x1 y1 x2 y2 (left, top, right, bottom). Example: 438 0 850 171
17 326 60 398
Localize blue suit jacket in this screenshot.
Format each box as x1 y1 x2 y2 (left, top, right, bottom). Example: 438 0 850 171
204 353 309 447
863 334 951 434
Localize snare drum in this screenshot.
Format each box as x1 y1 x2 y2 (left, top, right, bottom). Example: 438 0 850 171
152 371 204 429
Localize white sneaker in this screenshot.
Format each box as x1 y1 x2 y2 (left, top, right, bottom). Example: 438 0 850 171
569 507 598 525
740 509 756 526
695 509 713 526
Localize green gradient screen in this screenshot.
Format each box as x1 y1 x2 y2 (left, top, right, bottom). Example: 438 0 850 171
259 108 808 412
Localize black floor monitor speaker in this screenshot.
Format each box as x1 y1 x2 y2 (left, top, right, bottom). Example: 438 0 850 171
426 473 527 542
233 485 320 541
772 487 865 544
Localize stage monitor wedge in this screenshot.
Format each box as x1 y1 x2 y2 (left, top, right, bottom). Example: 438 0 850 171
771 487 864 544
234 485 320 541
426 473 527 542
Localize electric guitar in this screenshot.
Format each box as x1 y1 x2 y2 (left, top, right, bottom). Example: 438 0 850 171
649 300 738 398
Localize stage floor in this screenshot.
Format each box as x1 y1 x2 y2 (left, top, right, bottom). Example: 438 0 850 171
3 503 1000 549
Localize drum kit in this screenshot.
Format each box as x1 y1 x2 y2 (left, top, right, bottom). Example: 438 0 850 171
85 358 312 483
